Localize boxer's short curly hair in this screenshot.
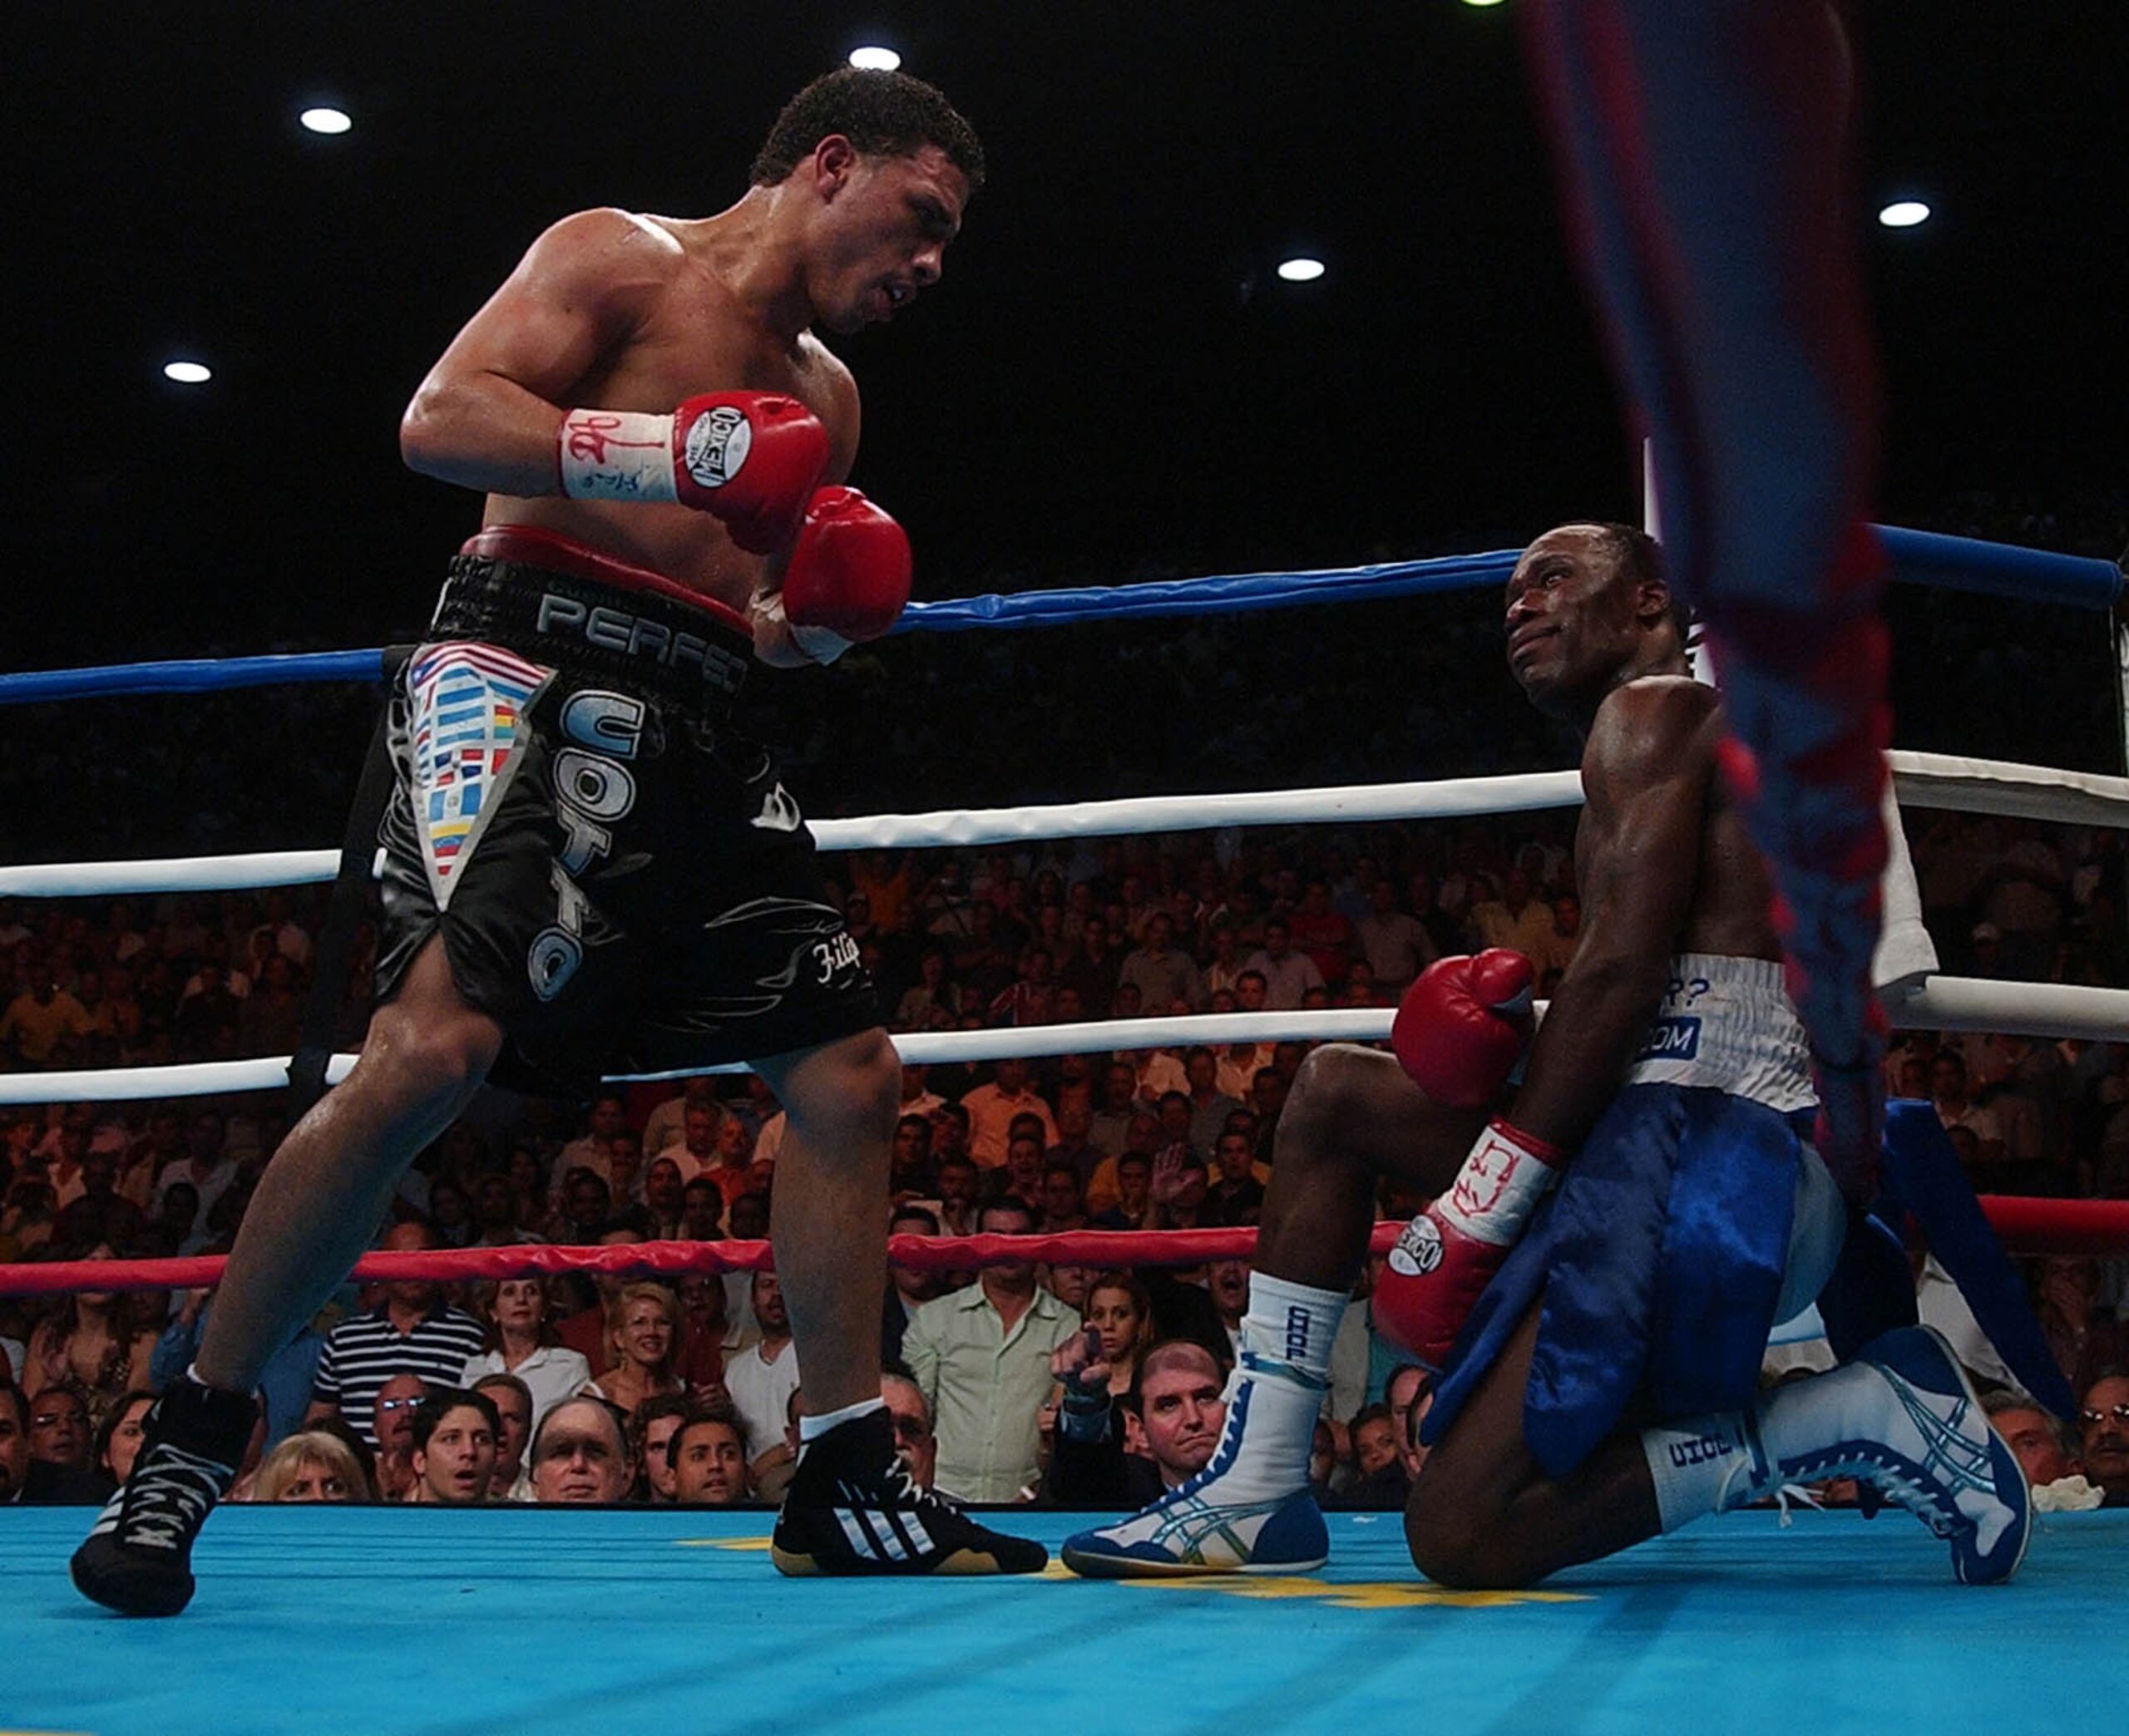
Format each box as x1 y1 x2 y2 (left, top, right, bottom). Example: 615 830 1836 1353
753 68 985 192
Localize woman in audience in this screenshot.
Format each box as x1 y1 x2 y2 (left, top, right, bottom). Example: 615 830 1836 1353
1038 1272 1153 1456
1084 1273 1154 1403
249 1428 373 1502
461 1276 594 1434
589 1282 688 1420
92 1388 156 1491
22 1241 155 1422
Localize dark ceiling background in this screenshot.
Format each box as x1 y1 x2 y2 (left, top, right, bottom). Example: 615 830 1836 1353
3 2 2124 670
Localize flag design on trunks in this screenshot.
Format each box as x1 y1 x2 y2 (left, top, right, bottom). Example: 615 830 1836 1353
406 641 551 905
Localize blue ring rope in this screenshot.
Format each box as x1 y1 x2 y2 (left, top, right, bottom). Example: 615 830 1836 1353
2 526 2117 705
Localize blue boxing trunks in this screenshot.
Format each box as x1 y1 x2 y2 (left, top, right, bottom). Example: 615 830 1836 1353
372 525 877 1097
1423 954 1846 1477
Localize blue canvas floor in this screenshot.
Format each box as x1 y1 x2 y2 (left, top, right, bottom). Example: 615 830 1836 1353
2 1508 2123 1735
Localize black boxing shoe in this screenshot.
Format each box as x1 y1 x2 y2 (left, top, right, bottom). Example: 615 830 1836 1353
70 1375 256 1616
770 1407 1047 1576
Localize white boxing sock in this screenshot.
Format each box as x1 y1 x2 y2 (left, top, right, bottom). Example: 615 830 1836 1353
799 1395 885 1443
1639 1411 1756 1534
1198 1272 1348 1505
1641 1358 1890 1532
1241 1270 1346 1383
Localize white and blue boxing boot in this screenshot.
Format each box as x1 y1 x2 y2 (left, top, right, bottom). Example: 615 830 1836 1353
1062 1272 1341 1578
1642 1324 2029 1585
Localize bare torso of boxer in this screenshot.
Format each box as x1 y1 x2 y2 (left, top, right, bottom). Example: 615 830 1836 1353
1504 521 1780 1147
404 141 968 629
476 210 858 614
481 210 859 611
1568 673 1776 963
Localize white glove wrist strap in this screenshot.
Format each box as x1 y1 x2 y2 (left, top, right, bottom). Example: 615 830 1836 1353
558 408 678 503
1437 1121 1562 1246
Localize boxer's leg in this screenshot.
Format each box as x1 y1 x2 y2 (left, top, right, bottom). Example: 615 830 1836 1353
198 935 501 1389
1410 1307 2029 1589
752 1026 900 1416
1257 1044 1483 1278
74 935 501 1616
758 1025 1045 1576
1406 1304 1662 1590
1064 1047 1486 1577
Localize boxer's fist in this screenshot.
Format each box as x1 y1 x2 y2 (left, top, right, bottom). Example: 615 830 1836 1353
778 486 911 664
556 392 830 555
1391 950 1535 1107
1373 1118 1564 1369
1375 1211 1509 1371
671 394 829 551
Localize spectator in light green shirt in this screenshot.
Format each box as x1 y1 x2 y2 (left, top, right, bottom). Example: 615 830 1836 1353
903 1196 1081 1502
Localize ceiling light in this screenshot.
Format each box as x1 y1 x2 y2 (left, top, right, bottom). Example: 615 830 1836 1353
1276 257 1326 284
164 360 212 384
1878 200 1930 229
300 106 353 136
848 47 901 72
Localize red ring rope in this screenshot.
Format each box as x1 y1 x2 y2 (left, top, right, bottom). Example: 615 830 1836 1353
2 1197 2125 1297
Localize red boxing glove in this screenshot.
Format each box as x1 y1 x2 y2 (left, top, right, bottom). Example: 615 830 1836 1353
775 486 912 664
1391 950 1535 1107
556 392 829 555
1373 1118 1565 1370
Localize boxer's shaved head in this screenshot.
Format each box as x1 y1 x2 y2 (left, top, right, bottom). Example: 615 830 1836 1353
753 68 985 192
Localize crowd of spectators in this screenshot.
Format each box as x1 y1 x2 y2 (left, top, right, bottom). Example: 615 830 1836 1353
3 486 2126 1517
3 793 2127 1516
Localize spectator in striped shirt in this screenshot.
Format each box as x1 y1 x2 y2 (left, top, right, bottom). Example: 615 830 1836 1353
303 1221 486 1447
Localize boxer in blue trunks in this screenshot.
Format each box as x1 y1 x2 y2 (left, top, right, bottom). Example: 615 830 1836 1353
1064 522 2031 1586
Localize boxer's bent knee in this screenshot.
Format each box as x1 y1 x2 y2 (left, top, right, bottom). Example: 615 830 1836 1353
353 1003 500 1113
353 940 502 1112
1281 1044 1388 1162
767 1026 899 1146
1405 1479 1539 1591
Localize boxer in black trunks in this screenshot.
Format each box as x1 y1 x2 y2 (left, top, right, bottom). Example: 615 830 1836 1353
75 69 1042 1615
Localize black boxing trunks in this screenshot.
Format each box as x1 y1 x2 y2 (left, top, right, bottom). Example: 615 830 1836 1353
372 525 877 1095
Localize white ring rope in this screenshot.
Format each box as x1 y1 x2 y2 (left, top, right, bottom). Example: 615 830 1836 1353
2 750 2124 900
3 981 2123 1105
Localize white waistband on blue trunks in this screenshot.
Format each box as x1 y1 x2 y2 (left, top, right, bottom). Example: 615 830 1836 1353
1623 953 1815 1113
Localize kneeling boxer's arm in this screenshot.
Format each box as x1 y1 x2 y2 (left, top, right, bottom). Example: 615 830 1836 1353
1374 681 1717 1365
1507 678 1718 1152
